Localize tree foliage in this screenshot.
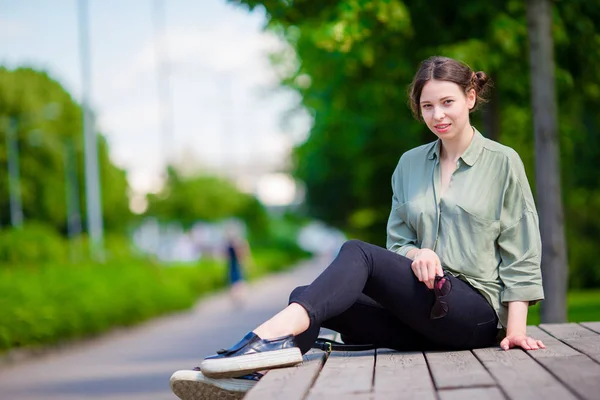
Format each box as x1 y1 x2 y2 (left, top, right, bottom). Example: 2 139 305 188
145 167 269 236
231 0 600 288
0 67 131 233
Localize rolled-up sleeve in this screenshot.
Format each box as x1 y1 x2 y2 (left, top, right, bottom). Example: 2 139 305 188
386 162 418 256
498 211 544 304
497 155 544 305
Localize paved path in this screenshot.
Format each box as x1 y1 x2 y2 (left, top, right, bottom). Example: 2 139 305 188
0 258 326 400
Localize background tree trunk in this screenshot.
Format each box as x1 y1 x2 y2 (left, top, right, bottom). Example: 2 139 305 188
526 0 568 322
482 73 500 141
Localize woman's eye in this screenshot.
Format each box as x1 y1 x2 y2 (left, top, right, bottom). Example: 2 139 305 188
444 100 454 105
422 104 432 109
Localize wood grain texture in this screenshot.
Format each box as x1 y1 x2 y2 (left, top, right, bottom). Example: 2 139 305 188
244 351 326 400
538 323 597 339
245 323 600 400
374 350 435 400
306 350 374 399
526 325 557 341
473 347 577 400
307 393 372 400
538 323 600 362
525 326 581 358
438 387 505 400
535 355 600 400
425 350 494 389
561 337 600 363
581 322 600 334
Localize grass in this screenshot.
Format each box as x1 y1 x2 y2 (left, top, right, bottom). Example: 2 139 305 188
527 289 600 325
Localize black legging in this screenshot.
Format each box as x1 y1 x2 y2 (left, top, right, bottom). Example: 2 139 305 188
289 240 499 354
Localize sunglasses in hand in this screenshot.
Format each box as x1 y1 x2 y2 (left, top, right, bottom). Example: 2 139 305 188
430 274 452 320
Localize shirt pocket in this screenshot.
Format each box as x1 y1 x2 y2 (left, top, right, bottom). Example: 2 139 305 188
442 204 500 276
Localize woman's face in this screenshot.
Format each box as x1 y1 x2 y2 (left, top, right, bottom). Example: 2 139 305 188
419 79 476 141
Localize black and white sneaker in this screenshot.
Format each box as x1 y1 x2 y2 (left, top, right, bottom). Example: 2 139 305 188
170 367 262 400
200 331 303 378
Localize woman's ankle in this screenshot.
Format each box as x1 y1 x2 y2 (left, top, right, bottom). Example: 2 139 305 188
253 304 310 339
252 325 277 340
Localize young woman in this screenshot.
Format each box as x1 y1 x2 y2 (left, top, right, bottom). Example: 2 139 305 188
170 56 546 399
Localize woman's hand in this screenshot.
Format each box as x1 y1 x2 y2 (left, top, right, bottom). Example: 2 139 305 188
500 334 546 351
503 302 544 351
411 248 443 289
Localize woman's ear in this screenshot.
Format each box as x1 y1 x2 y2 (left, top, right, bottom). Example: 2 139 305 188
466 88 476 110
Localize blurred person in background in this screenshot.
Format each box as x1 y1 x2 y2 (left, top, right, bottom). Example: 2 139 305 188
170 55 546 399
224 222 252 308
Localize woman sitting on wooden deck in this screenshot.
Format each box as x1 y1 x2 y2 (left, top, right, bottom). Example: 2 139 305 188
170 56 546 400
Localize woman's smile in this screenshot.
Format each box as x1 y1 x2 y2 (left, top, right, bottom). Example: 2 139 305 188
434 123 451 133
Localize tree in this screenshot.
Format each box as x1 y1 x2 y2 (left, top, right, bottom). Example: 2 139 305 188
526 0 567 322
144 167 269 237
231 0 600 290
0 67 131 234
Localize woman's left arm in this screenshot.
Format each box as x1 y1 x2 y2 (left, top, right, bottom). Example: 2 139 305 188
497 152 545 350
500 300 546 350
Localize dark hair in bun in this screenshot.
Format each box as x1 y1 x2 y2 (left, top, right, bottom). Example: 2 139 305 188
408 56 493 120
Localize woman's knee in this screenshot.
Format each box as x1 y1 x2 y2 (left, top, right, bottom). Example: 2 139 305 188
288 285 309 305
340 239 367 253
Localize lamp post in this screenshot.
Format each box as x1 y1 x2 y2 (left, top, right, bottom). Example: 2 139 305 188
5 117 23 228
153 0 174 172
63 138 83 261
78 0 104 260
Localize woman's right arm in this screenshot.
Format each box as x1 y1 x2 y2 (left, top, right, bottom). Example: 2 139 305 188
386 160 419 256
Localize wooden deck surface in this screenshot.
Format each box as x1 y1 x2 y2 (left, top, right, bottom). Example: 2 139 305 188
244 323 600 400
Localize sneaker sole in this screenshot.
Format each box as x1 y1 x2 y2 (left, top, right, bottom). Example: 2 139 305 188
170 370 254 400
200 347 303 378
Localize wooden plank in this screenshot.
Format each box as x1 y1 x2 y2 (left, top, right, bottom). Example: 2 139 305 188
306 350 374 399
425 350 495 389
538 323 597 339
438 387 505 400
473 347 577 399
307 393 372 400
534 355 600 400
581 322 600 334
245 324 600 400
525 326 581 358
374 350 435 400
244 350 326 400
526 325 559 341
562 338 600 363
539 323 600 362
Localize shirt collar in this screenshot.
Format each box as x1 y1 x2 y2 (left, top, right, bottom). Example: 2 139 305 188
426 127 485 166
460 127 485 166
427 140 441 161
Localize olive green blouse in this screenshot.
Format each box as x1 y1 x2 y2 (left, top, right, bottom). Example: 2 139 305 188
386 128 544 329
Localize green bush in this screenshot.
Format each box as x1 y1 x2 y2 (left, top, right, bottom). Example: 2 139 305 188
0 238 310 352
0 225 149 266
0 214 312 353
0 224 69 265
252 245 311 276
247 212 312 277
0 258 226 351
